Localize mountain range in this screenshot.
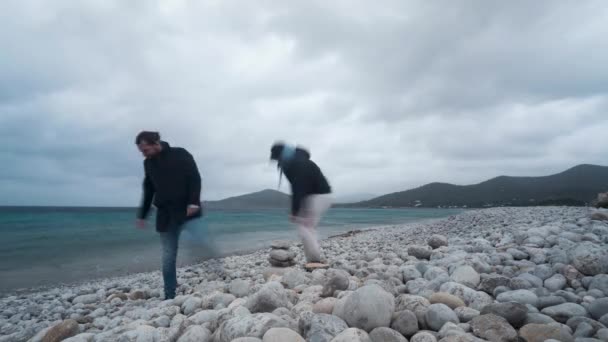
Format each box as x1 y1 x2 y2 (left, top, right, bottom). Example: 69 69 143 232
204 164 608 209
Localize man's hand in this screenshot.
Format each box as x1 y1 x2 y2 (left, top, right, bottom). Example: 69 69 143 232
136 219 146 229
186 205 200 217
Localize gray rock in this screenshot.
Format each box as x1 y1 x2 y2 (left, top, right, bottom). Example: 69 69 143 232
402 266 423 283
439 282 494 311
72 294 98 305
596 328 608 341
496 290 539 307
518 273 544 288
177 326 212 342
542 303 589 323
409 246 432 260
333 284 395 332
230 279 251 298
532 265 555 281
588 298 608 319
538 296 568 310
369 327 408 342
331 328 372 342
571 243 608 276
470 314 517 342
270 249 296 262
410 331 438 342
213 313 289 342
566 316 606 335
262 327 305 342
425 303 459 331
182 296 203 315
519 323 574 342
524 313 557 325
509 278 533 290
438 322 465 338
281 269 309 290
301 313 348 342
575 322 595 338
428 235 449 249
246 282 293 313
480 302 527 328
451 266 480 289
588 289 605 298
479 275 511 295
391 310 419 337
313 298 338 314
321 269 350 297
188 310 219 325
120 325 159 342
454 307 480 323
589 275 608 295
231 338 263 342
507 248 529 260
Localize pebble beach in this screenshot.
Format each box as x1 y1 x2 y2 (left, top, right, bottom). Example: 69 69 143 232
3 206 608 342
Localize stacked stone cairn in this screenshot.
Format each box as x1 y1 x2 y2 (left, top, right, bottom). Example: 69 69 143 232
268 240 296 267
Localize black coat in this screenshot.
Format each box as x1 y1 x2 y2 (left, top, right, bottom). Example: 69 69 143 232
137 141 202 232
281 148 331 215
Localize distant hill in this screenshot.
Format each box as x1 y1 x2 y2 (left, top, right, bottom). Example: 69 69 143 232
346 164 608 208
205 189 289 209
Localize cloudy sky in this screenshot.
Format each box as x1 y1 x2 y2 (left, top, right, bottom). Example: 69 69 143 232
1 1 607 206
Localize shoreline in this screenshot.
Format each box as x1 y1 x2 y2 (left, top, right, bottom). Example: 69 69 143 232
0 217 447 298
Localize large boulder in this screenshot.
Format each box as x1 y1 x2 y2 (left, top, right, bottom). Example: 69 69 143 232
570 243 608 276
333 284 395 332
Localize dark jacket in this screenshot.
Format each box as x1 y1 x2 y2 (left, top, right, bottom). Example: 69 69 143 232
137 141 202 232
279 147 331 215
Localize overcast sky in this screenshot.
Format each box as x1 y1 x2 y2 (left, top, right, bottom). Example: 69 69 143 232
1 1 607 206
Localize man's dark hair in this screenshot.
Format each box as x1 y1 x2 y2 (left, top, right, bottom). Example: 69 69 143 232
135 131 161 145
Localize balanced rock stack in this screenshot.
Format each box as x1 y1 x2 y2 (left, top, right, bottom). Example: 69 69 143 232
268 240 296 267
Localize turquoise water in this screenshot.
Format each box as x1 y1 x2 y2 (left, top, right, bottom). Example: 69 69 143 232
0 207 462 293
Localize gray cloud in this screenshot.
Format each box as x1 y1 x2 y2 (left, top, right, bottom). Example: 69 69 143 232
1 0 607 206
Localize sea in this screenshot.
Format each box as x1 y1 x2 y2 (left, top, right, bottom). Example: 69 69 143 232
0 207 463 294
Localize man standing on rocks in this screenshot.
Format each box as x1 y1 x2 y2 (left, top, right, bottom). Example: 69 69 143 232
135 131 202 299
270 142 332 264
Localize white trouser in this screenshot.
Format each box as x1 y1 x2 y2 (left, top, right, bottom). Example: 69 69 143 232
296 194 332 262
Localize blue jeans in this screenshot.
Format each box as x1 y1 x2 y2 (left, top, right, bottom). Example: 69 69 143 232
159 218 215 299
160 227 181 299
